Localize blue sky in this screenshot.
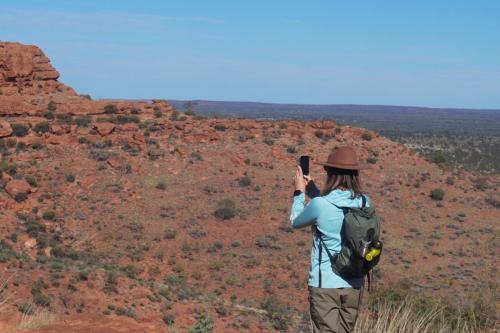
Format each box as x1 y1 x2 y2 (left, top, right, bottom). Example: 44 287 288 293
1 0 499 108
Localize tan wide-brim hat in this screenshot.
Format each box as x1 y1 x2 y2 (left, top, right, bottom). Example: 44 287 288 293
314 146 370 170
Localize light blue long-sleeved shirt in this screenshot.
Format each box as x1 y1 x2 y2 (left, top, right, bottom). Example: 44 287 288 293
290 185 370 288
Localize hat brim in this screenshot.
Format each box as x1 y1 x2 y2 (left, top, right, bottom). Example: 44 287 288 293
314 161 370 170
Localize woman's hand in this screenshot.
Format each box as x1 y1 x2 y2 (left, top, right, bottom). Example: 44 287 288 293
293 165 312 192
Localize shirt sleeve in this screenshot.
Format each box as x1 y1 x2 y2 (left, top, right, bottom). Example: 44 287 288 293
306 181 321 198
290 194 320 228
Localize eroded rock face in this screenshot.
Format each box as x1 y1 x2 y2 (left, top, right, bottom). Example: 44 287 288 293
0 119 12 137
0 42 76 96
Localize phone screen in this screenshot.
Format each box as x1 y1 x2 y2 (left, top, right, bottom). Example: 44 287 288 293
300 155 310 176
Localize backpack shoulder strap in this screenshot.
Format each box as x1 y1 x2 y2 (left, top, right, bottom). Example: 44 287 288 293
315 226 338 265
361 195 366 208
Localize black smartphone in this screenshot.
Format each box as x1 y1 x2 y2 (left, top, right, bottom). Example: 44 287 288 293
299 155 310 176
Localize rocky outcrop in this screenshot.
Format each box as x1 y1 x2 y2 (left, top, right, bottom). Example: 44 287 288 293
0 42 76 96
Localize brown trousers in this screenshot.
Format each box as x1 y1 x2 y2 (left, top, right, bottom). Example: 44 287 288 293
309 286 363 333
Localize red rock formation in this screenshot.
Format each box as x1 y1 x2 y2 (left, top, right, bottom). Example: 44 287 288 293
0 42 76 96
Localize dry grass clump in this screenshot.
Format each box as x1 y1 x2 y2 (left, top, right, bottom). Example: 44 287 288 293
18 304 57 329
355 280 498 333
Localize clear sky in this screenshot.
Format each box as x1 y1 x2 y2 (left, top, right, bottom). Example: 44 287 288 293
1 0 499 108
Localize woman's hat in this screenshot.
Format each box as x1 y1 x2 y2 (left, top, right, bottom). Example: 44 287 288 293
314 146 369 170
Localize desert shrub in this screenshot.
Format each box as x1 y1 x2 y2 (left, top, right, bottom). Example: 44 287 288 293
73 116 91 127
12 123 29 137
154 107 162 118
163 313 175 325
130 107 140 114
17 303 34 315
485 193 500 208
31 278 50 307
77 268 90 281
121 264 143 279
89 149 111 161
42 211 56 221
104 104 118 114
286 145 297 154
429 188 445 201
214 124 226 131
237 175 251 187
79 94 92 100
169 110 180 121
33 122 50 134
14 192 28 202
445 177 454 185
431 151 447 165
47 101 56 112
214 199 236 220
115 114 140 124
361 132 373 141
188 312 214 333
66 174 76 183
115 307 136 318
366 156 378 164
56 113 73 124
164 229 177 240
191 151 203 161
361 281 498 332
314 130 324 139
472 177 488 191
0 239 17 262
156 181 167 190
261 296 291 331
263 137 274 146
103 270 119 294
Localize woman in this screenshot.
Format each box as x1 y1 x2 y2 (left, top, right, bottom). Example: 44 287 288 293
290 146 370 333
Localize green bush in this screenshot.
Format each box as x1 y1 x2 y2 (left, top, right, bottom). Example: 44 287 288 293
47 101 56 112
0 239 17 262
361 132 373 141
163 313 175 325
237 175 251 187
103 270 119 294
25 175 38 187
33 122 50 134
14 192 28 202
11 123 29 137
214 124 226 131
188 313 214 333
156 181 167 190
429 188 445 201
42 210 56 221
431 151 447 164
154 107 163 118
73 116 91 127
214 199 236 220
164 229 177 239
66 174 76 183
104 104 118 114
261 296 291 331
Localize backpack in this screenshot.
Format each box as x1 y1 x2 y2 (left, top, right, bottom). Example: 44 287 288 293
316 195 382 289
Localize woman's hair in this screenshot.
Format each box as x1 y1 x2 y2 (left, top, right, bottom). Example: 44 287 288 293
321 166 363 198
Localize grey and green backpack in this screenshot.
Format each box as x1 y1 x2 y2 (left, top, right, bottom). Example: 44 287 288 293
316 195 382 288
